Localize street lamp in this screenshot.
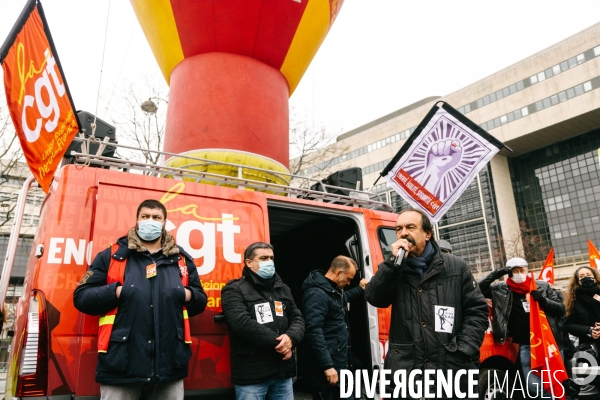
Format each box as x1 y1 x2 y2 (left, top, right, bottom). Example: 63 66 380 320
141 98 158 114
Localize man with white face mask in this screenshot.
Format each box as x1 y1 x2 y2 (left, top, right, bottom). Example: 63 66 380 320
479 257 565 398
222 242 305 400
74 199 207 400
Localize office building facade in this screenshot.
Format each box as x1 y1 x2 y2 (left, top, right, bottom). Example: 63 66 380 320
296 23 600 280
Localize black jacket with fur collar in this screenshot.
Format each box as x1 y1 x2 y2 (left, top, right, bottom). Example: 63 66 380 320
74 230 207 384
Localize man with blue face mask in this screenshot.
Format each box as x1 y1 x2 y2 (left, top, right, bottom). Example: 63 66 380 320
74 199 207 400
222 242 305 400
479 257 565 398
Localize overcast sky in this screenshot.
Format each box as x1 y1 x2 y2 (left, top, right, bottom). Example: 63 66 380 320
1 1 600 137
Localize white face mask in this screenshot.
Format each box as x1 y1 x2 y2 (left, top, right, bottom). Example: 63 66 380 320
511 273 527 284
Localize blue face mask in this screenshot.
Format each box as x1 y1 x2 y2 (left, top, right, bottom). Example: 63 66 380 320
256 260 275 279
137 219 163 242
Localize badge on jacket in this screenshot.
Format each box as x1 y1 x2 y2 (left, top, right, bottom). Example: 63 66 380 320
146 263 157 279
255 302 274 324
434 305 455 333
274 301 284 317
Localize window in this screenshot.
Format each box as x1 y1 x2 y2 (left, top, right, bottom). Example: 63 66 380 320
531 75 538 85
552 65 561 75
378 227 397 260
537 71 546 82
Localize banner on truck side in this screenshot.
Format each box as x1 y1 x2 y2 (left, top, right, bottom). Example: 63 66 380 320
0 0 80 192
381 102 505 224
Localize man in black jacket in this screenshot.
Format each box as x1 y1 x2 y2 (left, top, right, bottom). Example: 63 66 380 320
74 199 207 400
221 242 304 400
302 256 367 400
365 209 488 398
479 257 565 398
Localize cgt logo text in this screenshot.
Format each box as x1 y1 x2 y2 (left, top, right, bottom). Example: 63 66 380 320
339 369 479 399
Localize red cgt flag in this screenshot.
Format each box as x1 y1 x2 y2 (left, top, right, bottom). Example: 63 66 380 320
529 274 568 399
0 0 80 192
589 240 600 270
538 248 555 284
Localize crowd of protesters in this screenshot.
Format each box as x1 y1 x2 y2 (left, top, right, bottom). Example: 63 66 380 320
74 199 600 400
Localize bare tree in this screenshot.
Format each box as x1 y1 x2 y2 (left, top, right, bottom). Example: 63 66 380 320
501 220 550 262
0 100 24 229
288 111 349 187
108 77 168 168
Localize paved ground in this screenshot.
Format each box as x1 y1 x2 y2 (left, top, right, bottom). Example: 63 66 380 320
294 390 312 400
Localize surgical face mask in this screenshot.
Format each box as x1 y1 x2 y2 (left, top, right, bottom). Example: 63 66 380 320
256 260 275 279
137 219 163 241
510 273 527 284
581 276 596 288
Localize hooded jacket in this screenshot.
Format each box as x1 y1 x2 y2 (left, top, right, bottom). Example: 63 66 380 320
479 269 565 347
73 228 207 384
221 266 305 385
301 270 364 388
365 240 488 374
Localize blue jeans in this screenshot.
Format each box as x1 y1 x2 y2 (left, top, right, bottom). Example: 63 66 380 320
234 378 293 400
519 344 564 399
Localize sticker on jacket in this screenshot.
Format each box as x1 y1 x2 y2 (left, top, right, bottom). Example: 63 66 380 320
274 301 284 317
434 305 455 333
522 300 530 313
255 302 274 324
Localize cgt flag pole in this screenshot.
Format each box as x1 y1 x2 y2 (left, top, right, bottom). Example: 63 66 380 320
0 0 81 192
378 101 511 224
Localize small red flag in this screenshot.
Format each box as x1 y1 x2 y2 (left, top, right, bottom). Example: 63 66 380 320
538 249 554 284
589 240 600 270
529 274 568 399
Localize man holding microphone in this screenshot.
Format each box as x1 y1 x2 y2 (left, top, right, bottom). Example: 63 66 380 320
365 209 488 398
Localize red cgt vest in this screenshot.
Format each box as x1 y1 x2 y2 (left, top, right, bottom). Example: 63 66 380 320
97 244 192 353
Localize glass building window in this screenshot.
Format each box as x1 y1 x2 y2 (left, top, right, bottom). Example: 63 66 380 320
510 128 600 259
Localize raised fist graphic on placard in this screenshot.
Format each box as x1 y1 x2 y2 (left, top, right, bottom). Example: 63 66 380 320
420 139 462 195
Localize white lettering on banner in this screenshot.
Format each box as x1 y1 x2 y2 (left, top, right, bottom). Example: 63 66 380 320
22 49 65 143
176 221 216 275
47 238 94 265
45 212 240 274
47 237 64 264
64 239 86 265
216 214 242 263
168 213 241 276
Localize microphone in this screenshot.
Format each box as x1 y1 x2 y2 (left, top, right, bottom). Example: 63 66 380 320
394 248 405 266
394 237 414 266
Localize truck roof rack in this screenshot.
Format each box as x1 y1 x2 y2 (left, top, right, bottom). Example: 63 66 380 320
67 137 394 212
